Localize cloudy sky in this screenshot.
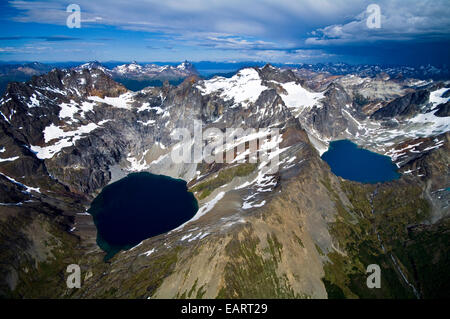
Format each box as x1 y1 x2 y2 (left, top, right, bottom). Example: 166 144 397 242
0 0 449 65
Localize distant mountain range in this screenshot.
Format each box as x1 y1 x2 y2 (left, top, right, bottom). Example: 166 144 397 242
0 62 54 96
74 60 198 80
0 60 449 95
0 61 199 93
285 62 450 81
72 61 199 91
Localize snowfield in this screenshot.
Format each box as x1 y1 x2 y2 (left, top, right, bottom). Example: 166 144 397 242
88 92 135 109
279 81 324 113
197 68 267 109
30 123 100 159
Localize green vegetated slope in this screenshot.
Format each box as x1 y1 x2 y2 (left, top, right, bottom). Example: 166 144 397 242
217 229 305 299
320 176 448 299
191 163 257 199
1 210 81 298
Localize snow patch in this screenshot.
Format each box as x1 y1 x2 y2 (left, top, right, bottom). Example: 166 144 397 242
0 156 19 163
279 81 323 112
0 172 40 193
28 94 40 108
88 92 134 109
141 248 156 257
197 68 267 109
31 123 99 159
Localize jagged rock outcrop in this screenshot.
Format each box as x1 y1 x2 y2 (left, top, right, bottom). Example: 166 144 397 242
371 90 430 120
434 101 450 117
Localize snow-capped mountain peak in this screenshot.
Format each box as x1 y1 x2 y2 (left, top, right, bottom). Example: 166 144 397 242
70 61 198 83
115 62 143 74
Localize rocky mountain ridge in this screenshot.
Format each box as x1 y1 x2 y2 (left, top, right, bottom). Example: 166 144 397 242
289 62 450 81
0 61 199 95
74 60 198 81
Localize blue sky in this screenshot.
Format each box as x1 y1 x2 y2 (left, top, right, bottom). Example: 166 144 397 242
0 0 449 65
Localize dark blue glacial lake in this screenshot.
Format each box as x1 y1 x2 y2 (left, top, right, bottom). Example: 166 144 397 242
89 172 198 259
321 140 400 184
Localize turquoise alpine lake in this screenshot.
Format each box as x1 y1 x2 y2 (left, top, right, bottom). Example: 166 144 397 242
321 139 400 184
88 172 198 259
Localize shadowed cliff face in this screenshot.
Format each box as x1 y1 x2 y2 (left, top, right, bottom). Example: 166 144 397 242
0 65 448 298
371 90 431 120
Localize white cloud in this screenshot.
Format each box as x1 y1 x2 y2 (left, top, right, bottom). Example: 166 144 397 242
306 0 450 45
7 0 365 38
4 0 450 63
